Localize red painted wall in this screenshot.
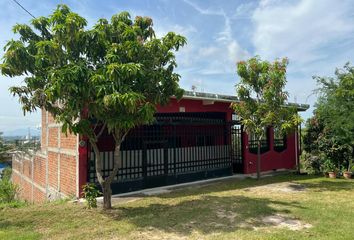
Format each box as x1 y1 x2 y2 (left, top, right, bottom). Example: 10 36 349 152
242 128 298 174
90 98 299 175
157 98 234 120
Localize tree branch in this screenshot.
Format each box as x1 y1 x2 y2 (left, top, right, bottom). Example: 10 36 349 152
96 123 107 140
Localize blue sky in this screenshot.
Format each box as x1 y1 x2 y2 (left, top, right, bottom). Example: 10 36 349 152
1 0 354 133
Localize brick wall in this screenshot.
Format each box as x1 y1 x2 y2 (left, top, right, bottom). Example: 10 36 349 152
48 128 59 148
33 155 46 189
41 109 47 152
12 110 80 203
48 152 58 189
61 133 78 150
59 154 77 196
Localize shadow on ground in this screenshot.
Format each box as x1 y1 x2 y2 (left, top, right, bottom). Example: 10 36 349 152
120 173 319 199
101 175 353 237
299 179 354 192
104 194 305 236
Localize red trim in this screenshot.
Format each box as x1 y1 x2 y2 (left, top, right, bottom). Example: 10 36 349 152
78 136 88 197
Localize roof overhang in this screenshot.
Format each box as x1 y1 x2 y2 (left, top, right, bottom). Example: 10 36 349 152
180 90 310 112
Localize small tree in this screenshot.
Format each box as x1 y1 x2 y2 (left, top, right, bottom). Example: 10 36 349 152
0 132 10 163
303 63 354 173
232 57 301 179
1 5 186 209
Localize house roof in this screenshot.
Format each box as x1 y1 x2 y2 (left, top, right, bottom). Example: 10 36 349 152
182 90 310 112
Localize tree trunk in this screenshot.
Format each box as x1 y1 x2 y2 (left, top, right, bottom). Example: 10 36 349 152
102 181 112 209
257 140 261 180
89 130 128 210
101 142 122 209
89 140 108 208
101 130 128 210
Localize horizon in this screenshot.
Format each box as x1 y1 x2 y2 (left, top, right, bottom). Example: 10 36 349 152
1 0 353 133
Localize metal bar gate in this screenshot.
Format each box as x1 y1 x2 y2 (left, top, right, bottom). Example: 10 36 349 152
88 113 243 194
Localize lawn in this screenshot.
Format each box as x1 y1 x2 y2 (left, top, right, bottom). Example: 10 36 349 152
1 174 354 240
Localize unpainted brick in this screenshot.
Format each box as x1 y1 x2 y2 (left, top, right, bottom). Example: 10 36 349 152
59 154 77 196
33 156 46 188
48 128 58 148
48 152 58 188
41 110 47 151
60 132 78 150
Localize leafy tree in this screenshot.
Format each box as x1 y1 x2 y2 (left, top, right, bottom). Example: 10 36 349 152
303 116 323 154
304 63 354 172
1 5 186 209
232 57 301 179
314 63 354 150
0 132 10 163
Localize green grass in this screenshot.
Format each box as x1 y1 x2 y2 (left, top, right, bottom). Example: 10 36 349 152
1 174 354 239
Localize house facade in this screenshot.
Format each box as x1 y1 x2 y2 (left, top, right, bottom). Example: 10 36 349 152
12 91 309 203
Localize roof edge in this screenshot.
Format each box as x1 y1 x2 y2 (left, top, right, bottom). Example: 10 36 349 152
181 90 310 112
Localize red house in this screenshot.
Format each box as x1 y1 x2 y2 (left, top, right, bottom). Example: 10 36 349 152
12 91 309 202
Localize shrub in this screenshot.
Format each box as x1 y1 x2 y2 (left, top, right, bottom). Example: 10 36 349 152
301 152 323 175
1 167 12 180
0 170 19 203
82 183 101 209
322 158 337 173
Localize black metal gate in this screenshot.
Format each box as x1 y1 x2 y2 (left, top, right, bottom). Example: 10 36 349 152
88 112 235 194
143 140 168 188
230 123 243 173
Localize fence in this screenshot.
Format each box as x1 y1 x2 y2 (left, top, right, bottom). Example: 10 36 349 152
88 112 243 193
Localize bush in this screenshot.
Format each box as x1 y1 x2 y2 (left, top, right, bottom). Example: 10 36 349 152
82 183 101 209
0 169 19 203
322 158 337 173
1 167 12 180
301 152 323 175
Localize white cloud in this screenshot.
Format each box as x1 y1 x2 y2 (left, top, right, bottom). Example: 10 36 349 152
154 23 197 39
232 2 256 20
252 0 354 65
227 40 250 63
181 1 250 75
251 0 354 115
182 0 224 16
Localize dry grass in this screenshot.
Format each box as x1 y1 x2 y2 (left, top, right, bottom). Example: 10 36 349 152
1 174 354 239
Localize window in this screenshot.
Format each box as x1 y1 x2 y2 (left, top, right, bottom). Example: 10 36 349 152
248 128 270 154
273 127 287 152
232 113 241 121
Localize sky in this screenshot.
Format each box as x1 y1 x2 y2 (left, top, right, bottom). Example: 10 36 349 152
0 0 353 134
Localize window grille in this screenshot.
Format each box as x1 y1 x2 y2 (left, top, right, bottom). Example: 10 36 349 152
273 127 287 152
248 127 270 154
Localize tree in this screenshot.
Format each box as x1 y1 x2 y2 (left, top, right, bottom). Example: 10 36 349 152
303 63 354 172
0 132 10 163
232 56 301 179
314 63 354 151
1 5 186 209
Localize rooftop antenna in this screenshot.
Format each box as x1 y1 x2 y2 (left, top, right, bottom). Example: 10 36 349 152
191 85 197 94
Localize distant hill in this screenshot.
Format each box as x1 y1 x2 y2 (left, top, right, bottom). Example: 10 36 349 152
2 127 40 137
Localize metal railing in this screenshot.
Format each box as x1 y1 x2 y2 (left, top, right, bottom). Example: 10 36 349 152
88 113 239 188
